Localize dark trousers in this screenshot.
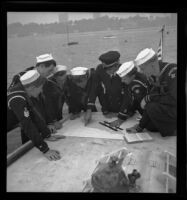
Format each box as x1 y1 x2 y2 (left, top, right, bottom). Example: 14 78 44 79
21 129 30 144
139 110 158 132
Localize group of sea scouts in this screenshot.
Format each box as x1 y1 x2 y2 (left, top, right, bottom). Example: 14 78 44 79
7 48 177 161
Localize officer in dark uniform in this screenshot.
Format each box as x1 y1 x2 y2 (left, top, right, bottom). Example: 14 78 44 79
109 61 150 128
7 70 63 161
7 53 63 133
64 67 97 125
85 51 123 124
126 48 177 137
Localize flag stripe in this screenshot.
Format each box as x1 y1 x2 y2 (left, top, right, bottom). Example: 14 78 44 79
157 38 162 61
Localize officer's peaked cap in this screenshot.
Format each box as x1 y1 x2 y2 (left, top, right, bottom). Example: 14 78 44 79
99 51 120 67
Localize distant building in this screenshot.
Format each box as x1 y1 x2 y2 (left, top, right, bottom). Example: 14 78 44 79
58 13 69 23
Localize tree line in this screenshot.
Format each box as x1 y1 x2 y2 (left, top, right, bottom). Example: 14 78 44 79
8 14 177 38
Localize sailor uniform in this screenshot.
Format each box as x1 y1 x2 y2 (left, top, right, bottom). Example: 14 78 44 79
65 68 97 114
7 83 50 153
87 64 123 113
139 62 177 136
8 66 35 91
8 53 55 91
46 76 67 122
118 72 150 120
8 63 63 125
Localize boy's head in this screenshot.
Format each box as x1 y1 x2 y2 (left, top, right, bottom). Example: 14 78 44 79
116 61 137 85
20 70 46 98
53 65 67 84
99 51 120 76
134 48 160 78
70 67 88 88
36 54 56 78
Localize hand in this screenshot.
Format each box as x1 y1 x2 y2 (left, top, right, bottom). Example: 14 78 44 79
84 109 92 126
47 124 57 134
109 119 124 128
54 121 63 130
140 98 146 109
45 135 66 142
126 124 143 134
70 113 80 120
43 149 61 161
103 112 117 119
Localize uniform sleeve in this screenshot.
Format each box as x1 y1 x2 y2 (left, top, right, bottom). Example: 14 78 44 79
131 83 147 103
9 97 49 153
87 67 101 110
118 88 133 121
43 81 63 124
118 82 147 120
144 69 177 106
8 74 21 91
56 94 65 121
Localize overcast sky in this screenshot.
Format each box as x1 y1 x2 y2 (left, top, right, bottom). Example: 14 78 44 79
7 12 173 25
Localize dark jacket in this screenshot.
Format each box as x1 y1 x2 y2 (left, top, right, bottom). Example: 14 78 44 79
144 62 177 108
8 66 63 124
42 79 65 123
144 62 177 136
7 83 50 153
8 66 35 91
87 64 123 113
118 72 150 120
65 69 97 114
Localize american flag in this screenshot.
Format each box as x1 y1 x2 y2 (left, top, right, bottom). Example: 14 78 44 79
157 25 165 61
157 38 162 61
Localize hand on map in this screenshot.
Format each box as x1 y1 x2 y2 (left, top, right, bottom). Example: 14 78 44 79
84 109 92 126
53 120 63 130
103 112 118 119
47 124 57 134
109 118 124 128
45 135 66 141
70 113 80 120
126 124 143 133
44 149 61 161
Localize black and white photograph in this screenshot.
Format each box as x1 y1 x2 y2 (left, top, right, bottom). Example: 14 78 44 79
5 7 179 193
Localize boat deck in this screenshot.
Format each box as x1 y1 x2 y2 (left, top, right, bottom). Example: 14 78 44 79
7 112 176 192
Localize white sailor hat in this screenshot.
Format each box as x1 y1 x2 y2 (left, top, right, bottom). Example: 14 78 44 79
54 65 67 74
134 48 156 66
20 70 45 87
116 61 135 77
70 67 88 76
36 53 54 63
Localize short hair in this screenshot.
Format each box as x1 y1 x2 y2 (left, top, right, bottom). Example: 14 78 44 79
36 59 56 68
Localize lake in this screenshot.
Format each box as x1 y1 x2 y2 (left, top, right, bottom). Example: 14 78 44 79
7 26 177 87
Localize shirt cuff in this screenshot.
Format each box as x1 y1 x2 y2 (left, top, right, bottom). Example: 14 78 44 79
37 141 49 153
87 103 95 110
118 112 128 121
144 95 151 103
